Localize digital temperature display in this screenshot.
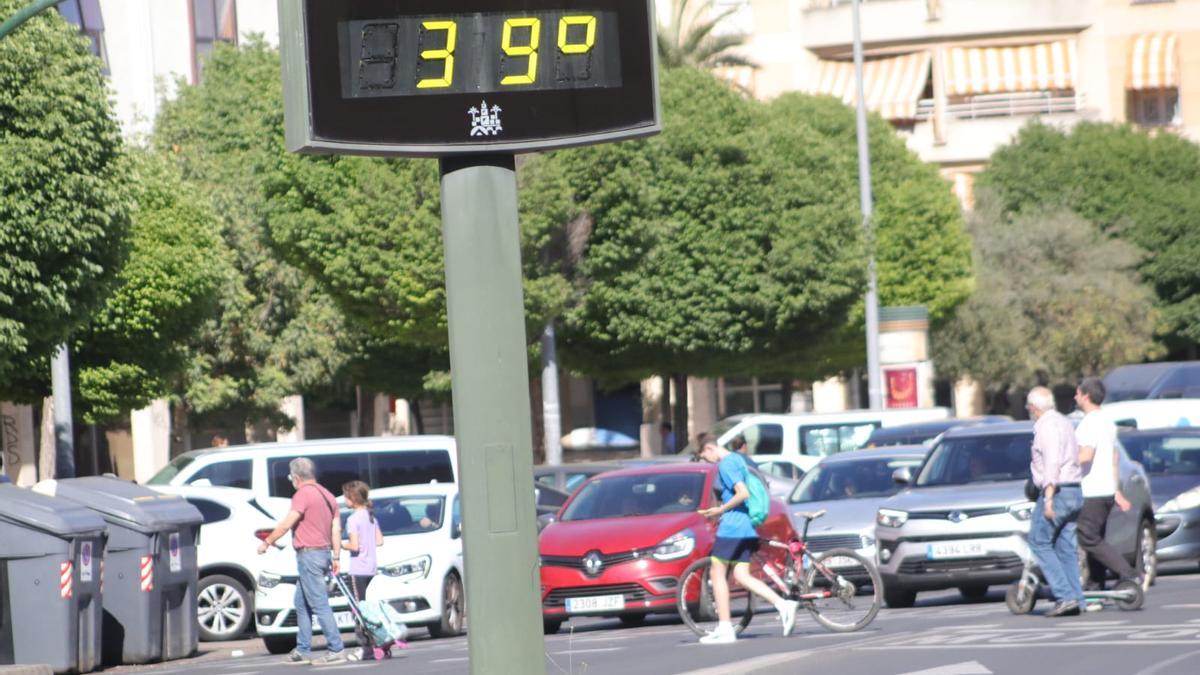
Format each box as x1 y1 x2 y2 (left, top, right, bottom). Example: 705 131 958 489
281 0 660 156
340 11 622 98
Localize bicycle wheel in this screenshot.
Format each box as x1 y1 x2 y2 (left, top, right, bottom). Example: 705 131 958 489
801 548 882 633
676 558 755 638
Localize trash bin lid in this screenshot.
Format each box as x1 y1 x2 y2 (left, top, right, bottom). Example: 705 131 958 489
34 476 203 534
0 484 107 537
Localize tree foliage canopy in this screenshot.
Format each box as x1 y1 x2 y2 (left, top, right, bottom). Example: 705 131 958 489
979 122 1200 351
153 39 352 427
554 71 972 382
932 193 1159 390
0 1 131 392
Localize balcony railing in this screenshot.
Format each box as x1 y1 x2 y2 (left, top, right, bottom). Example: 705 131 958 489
914 91 1085 121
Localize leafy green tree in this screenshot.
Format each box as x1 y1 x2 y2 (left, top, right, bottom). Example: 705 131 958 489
932 193 1159 405
0 0 131 392
556 68 867 382
979 121 1200 355
70 151 224 422
657 0 755 70
153 39 354 433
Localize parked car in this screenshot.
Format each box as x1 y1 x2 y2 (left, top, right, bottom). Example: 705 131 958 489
536 483 571 530
538 463 796 634
861 416 1012 448
1103 399 1200 430
1104 361 1200 401
1120 428 1200 566
147 436 458 521
254 483 464 654
751 455 808 499
712 408 951 476
874 422 1156 608
786 446 930 584
534 462 621 494
150 485 289 642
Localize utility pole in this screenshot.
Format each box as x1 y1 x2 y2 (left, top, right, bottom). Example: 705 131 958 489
541 321 563 466
852 0 883 410
51 343 75 478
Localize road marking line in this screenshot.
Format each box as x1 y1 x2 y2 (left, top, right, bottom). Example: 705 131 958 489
897 660 992 675
430 657 469 663
548 647 624 655
860 641 1200 649
1163 603 1200 609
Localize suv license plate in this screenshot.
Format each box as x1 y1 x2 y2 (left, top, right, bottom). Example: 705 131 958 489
565 594 624 613
927 541 985 559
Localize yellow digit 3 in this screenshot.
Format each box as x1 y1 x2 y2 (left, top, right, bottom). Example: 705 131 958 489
501 18 540 85
557 15 596 55
417 20 456 89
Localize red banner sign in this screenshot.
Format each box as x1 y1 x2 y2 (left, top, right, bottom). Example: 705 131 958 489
886 368 918 409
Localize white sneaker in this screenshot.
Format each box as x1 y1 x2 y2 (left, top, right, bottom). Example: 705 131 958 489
777 600 800 637
699 625 737 645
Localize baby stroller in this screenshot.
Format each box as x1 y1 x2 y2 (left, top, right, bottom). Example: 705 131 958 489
331 574 410 660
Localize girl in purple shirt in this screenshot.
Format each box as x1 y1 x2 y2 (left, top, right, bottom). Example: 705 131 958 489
341 481 384 658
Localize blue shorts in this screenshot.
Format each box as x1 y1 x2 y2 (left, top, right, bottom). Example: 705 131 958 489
710 537 759 564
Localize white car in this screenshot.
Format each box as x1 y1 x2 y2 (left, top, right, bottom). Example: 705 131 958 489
150 485 291 641
751 454 809 499
254 484 465 654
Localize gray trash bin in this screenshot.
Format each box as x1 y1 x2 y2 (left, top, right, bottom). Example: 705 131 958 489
0 485 107 674
35 477 202 665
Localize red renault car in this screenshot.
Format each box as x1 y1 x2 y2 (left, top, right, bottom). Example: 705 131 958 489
538 463 796 633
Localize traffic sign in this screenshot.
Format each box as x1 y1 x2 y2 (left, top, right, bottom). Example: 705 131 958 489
280 0 661 156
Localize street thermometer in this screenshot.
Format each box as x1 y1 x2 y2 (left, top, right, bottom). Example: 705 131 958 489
278 2 661 673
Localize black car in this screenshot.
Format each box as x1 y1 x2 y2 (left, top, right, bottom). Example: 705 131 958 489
862 416 1012 448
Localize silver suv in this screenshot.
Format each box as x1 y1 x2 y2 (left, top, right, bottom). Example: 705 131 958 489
874 422 1155 608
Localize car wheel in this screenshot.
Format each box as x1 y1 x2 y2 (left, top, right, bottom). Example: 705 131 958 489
618 613 646 627
262 635 296 655
957 585 989 602
1135 519 1157 590
543 619 562 635
197 574 253 642
429 573 466 638
884 588 916 609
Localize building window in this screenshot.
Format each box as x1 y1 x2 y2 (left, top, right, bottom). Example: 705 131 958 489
1129 88 1181 127
719 377 788 417
57 0 107 70
191 0 238 82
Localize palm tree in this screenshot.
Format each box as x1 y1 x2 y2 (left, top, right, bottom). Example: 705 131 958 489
657 0 757 70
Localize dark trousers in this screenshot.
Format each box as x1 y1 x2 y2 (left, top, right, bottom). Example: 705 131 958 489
350 575 375 653
1077 496 1137 583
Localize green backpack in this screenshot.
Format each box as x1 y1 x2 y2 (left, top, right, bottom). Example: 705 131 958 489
733 454 770 526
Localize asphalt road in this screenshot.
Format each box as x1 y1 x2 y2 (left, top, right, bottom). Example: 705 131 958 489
109 563 1200 675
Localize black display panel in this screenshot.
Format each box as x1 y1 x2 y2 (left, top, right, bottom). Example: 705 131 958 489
290 0 660 155
340 10 623 98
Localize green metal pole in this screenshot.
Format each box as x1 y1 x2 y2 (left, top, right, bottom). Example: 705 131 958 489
0 0 61 41
439 154 545 675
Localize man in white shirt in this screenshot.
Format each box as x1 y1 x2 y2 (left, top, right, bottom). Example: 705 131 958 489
1074 377 1139 588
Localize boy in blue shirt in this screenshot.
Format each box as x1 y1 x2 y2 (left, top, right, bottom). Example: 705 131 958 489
695 433 799 644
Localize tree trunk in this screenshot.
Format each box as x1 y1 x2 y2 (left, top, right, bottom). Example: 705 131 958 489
659 374 672 453
529 375 546 465
411 399 425 435
780 380 794 413
671 373 689 453
38 396 55 480
170 399 192 457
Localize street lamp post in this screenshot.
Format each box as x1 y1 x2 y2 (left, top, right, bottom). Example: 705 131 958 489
852 0 883 410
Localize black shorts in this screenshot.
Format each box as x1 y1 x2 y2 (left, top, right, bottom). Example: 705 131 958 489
710 537 759 564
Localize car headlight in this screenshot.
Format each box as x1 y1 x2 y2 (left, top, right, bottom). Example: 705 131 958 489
877 508 908 528
1161 486 1200 513
651 529 696 561
380 555 432 580
1008 501 1036 521
257 572 283 589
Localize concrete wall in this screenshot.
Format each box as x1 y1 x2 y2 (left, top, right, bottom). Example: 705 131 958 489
0 403 37 486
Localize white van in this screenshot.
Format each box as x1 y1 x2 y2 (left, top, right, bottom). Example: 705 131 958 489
146 436 458 520
715 408 951 473
1102 399 1200 430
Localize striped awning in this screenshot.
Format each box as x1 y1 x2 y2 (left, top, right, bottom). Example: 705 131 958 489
944 40 1077 96
1128 33 1179 90
802 51 931 120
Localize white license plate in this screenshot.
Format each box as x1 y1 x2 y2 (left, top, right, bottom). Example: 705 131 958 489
820 555 859 569
315 611 354 626
927 541 986 559
565 594 625 613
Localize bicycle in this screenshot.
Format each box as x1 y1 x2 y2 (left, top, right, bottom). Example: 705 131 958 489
676 509 883 636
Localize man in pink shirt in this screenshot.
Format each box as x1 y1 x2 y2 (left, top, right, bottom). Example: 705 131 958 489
258 458 345 664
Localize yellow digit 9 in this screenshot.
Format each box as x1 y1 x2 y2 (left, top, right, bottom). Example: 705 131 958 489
417 20 456 89
558 15 596 55
501 18 540 85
